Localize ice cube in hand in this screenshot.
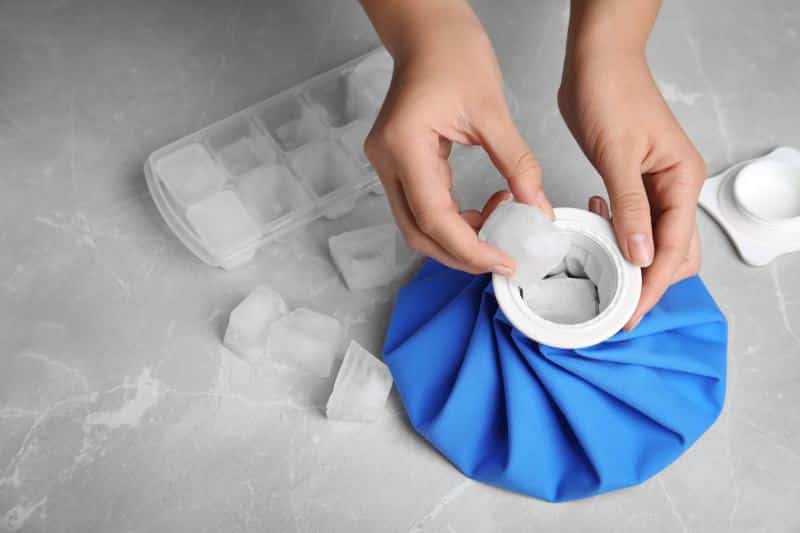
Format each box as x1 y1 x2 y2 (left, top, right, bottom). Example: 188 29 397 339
267 308 344 377
329 224 397 290
186 190 261 256
223 285 288 362
523 277 599 324
479 201 570 287
155 143 227 206
326 340 393 423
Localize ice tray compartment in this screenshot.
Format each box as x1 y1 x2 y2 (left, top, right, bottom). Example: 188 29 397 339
289 141 363 198
154 143 228 206
350 48 392 102
237 164 314 225
206 118 277 177
304 70 380 128
255 93 328 152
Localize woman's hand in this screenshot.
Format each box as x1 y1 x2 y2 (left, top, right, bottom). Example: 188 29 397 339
360 0 553 276
560 0 706 329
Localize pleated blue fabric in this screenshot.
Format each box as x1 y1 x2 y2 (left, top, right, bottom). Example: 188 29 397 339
384 260 727 502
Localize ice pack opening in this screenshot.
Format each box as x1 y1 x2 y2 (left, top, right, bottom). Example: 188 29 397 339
520 230 619 325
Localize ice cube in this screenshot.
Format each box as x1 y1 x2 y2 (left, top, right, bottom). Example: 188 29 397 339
329 224 397 290
326 340 393 423
523 277 600 324
274 115 327 152
564 246 590 279
215 137 272 177
478 201 570 287
267 308 344 377
583 254 616 312
237 165 312 224
223 285 288 362
155 143 227 206
257 94 327 151
186 190 261 256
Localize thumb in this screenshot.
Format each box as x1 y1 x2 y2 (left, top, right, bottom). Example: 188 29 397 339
599 150 654 267
478 113 554 218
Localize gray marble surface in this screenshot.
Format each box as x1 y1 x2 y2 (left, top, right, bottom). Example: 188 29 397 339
2 1 799 532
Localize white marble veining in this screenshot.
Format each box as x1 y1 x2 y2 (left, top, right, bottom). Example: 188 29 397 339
1 1 799 532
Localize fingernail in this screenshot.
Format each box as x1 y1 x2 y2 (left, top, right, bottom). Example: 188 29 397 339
492 264 514 277
627 233 653 267
589 197 603 214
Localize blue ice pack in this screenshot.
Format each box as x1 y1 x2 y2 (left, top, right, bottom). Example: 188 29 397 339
384 259 727 502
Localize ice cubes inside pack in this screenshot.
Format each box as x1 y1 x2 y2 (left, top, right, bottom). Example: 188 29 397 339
326 340 393 423
329 224 397 290
305 71 379 128
223 285 288 362
185 190 261 256
267 308 344 377
523 277 600 324
237 165 312 225
289 141 361 198
478 201 570 287
338 120 372 168
257 94 328 152
155 143 227 206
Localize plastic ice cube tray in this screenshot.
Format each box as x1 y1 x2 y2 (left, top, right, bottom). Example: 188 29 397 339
145 47 517 270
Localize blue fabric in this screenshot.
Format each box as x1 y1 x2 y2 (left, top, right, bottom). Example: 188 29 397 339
384 259 727 502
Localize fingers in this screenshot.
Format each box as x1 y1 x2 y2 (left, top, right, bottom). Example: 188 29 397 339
367 124 515 276
397 136 515 274
624 161 703 330
588 195 610 219
380 175 486 274
588 195 701 331
477 112 554 218
597 146 655 268
672 228 701 283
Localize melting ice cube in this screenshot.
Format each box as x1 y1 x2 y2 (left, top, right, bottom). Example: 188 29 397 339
223 285 288 362
185 190 261 257
329 224 397 290
155 143 227 206
267 308 344 377
523 277 600 324
326 340 393 422
237 165 312 225
479 201 570 287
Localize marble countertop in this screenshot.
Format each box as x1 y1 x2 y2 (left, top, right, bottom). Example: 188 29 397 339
2 1 798 532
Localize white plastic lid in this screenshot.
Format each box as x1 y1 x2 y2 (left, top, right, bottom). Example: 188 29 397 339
492 207 641 349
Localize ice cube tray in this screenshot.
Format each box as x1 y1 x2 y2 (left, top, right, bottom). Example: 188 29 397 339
145 47 516 270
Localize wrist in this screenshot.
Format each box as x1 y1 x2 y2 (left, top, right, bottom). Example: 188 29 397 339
360 0 482 64
562 0 657 82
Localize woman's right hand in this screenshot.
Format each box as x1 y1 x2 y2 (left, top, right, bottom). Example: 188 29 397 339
360 0 553 276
